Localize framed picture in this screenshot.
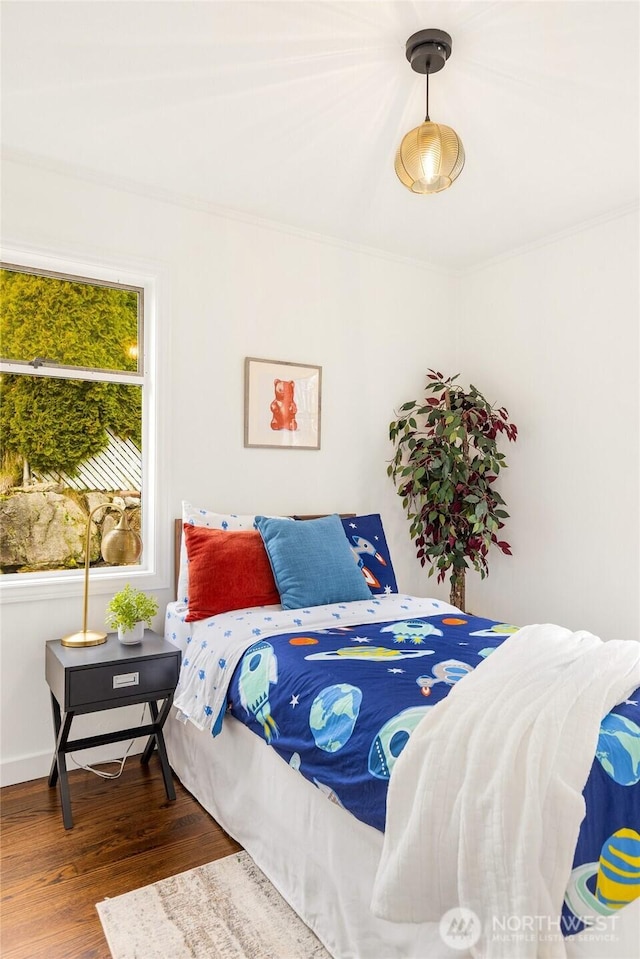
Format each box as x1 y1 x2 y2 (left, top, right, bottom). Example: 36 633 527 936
244 357 322 450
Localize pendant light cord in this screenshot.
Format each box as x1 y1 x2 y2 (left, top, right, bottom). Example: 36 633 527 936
425 70 430 122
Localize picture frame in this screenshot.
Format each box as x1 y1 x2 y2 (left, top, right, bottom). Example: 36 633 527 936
244 357 322 450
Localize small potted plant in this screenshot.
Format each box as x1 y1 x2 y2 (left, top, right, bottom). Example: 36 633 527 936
106 584 158 644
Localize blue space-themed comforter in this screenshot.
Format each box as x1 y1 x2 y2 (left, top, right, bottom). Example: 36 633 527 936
228 607 511 833
172 595 640 932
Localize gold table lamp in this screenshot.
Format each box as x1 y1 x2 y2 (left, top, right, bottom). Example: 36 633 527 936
61 504 142 647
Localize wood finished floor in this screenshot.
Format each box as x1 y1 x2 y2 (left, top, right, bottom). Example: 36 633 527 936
0 759 241 959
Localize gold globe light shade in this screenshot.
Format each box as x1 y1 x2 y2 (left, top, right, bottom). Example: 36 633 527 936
61 504 143 647
395 121 465 194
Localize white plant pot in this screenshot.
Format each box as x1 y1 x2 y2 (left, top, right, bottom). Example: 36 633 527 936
117 621 144 645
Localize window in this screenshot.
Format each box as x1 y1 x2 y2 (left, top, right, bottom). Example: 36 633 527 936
0 261 149 582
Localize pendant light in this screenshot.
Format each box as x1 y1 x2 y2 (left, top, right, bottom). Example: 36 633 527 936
395 29 464 194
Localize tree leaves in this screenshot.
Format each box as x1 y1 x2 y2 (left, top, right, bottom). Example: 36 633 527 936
0 269 142 476
0 377 142 475
388 373 516 594
1 269 138 372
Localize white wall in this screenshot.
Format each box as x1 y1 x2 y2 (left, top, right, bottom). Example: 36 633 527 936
0 157 458 785
2 159 637 787
457 211 639 642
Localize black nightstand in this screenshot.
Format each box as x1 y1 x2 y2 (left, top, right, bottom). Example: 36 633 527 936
45 631 181 829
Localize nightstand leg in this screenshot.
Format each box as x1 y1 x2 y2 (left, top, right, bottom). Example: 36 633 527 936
154 727 176 801
57 746 74 830
48 693 62 787
49 709 74 829
141 698 176 802
140 700 159 764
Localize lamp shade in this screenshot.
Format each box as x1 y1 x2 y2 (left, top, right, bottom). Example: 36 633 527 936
395 121 465 194
101 514 142 566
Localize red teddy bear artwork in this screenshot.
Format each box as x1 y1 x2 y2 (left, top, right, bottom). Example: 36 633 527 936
270 379 298 432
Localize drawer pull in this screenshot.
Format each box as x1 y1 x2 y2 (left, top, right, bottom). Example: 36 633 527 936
113 672 140 689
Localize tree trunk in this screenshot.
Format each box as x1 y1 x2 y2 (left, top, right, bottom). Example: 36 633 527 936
450 568 466 612
22 457 30 486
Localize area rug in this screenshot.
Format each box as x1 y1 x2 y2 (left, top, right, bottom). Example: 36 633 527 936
96 850 331 959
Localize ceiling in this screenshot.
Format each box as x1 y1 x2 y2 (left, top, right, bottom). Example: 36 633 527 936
1 1 638 271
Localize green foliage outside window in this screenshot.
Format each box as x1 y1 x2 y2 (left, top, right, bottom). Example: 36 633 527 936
1 376 141 476
0 269 142 480
1 269 139 371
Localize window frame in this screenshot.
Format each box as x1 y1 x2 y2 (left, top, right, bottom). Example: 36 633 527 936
0 247 168 603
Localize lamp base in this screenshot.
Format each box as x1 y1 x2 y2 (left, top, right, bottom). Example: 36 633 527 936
61 629 108 648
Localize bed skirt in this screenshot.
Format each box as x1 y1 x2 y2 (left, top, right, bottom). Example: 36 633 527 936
165 709 448 959
165 709 639 959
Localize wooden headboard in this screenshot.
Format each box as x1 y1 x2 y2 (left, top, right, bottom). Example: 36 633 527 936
174 514 355 600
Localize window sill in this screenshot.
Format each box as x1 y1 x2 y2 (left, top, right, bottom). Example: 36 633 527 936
0 564 169 604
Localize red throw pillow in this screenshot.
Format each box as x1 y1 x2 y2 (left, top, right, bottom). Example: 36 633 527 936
184 525 280 621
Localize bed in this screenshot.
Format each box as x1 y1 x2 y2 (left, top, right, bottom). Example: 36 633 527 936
164 506 640 959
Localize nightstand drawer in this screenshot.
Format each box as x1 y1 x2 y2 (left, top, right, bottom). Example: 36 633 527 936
68 655 179 708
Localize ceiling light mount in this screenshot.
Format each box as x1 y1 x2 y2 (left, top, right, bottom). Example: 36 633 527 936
405 29 452 75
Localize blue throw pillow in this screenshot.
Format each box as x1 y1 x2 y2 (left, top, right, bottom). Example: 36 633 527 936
340 514 398 594
255 514 372 610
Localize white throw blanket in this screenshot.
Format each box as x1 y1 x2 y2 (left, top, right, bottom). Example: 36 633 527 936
371 624 640 958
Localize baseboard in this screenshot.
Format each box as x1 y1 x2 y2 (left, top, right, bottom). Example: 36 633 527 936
1 741 145 787
1 751 51 786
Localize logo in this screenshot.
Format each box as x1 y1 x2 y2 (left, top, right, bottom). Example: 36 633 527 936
439 906 482 950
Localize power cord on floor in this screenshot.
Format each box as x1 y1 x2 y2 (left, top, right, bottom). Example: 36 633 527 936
69 703 148 779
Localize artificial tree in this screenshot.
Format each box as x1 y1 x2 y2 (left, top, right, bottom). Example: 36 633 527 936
388 371 517 611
